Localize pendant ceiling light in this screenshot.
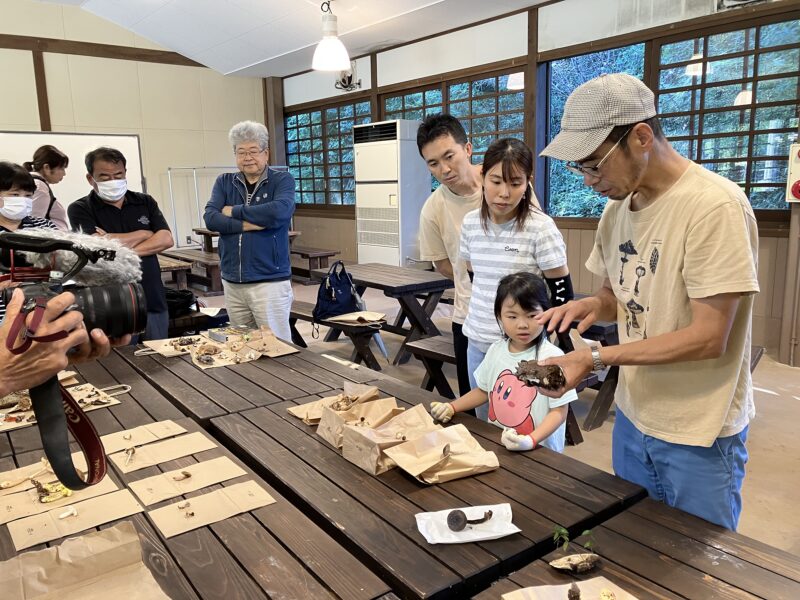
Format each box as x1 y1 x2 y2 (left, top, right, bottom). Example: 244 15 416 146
312 1 351 72
685 53 704 78
734 89 752 106
506 72 524 90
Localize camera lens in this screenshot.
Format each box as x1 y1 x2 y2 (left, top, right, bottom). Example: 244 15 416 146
70 283 147 337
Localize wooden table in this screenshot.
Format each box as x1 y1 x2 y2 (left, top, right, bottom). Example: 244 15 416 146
311 263 454 365
157 255 192 290
0 354 394 600
474 497 800 599
206 349 646 600
161 248 222 296
192 227 299 254
115 343 379 424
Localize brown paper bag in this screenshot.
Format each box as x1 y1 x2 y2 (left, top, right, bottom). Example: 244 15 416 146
341 404 441 475
317 397 402 449
325 311 385 325
287 381 379 425
383 424 499 484
0 521 170 600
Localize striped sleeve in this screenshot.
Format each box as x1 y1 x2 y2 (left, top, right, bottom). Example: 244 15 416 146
530 216 567 271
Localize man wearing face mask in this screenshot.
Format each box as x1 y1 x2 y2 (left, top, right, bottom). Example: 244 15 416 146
0 161 58 322
68 147 174 341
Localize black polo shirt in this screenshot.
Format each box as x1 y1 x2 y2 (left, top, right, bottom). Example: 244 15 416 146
68 190 169 314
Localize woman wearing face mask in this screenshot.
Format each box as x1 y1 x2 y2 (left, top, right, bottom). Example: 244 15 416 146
23 145 70 230
459 138 573 421
0 162 58 321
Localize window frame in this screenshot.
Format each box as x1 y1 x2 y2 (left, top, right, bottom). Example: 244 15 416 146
285 93 373 216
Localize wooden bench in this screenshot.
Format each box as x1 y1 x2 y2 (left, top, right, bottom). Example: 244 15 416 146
288 300 385 371
161 248 222 296
290 246 340 283
157 255 192 290
405 332 585 445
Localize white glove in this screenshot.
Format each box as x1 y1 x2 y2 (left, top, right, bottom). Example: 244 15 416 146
501 428 536 451
430 401 455 423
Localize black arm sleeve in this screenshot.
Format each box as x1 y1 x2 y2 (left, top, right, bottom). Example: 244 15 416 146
545 273 574 306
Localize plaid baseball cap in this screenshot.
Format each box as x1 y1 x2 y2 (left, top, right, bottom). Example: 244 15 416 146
541 73 656 162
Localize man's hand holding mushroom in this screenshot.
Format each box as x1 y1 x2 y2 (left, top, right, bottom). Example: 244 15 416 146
536 348 593 398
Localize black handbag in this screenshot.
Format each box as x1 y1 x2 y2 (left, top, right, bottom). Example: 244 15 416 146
165 288 197 319
312 261 359 321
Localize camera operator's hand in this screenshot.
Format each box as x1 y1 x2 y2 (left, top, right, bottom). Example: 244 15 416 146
68 328 132 363
0 289 90 397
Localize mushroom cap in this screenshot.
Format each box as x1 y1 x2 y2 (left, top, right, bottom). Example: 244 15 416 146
626 299 644 313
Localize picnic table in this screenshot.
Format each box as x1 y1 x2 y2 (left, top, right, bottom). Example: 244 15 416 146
203 349 647 600
311 263 454 365
192 227 299 253
0 354 393 600
161 248 222 296
114 344 379 424
475 497 800 599
157 254 192 290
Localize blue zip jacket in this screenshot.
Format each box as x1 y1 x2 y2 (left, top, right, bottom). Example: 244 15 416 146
203 168 296 283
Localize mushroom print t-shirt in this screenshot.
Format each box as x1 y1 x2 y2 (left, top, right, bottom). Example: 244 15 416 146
586 162 759 447
474 337 578 452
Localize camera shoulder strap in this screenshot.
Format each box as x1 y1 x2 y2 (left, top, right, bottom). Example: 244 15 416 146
4 297 107 490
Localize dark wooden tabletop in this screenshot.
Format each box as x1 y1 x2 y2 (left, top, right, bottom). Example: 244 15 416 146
0 355 393 600
208 348 646 600
474 497 800 600
312 263 454 296
115 344 381 423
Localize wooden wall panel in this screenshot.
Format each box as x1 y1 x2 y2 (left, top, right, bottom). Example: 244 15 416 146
293 214 357 262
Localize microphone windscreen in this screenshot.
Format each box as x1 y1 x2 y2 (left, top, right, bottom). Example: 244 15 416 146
17 228 142 285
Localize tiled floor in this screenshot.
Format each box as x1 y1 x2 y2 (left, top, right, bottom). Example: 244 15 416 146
199 280 800 555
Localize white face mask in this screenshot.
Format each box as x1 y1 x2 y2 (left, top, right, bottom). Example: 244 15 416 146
0 196 33 220
95 179 128 202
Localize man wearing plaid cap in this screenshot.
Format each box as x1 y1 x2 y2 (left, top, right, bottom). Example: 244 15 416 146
536 73 759 531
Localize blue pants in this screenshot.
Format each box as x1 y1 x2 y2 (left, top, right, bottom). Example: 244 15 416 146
613 408 748 530
466 342 489 421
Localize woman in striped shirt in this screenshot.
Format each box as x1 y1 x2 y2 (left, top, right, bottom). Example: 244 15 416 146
0 162 58 322
459 138 572 421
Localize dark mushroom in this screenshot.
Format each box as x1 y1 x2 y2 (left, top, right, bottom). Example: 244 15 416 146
626 299 644 329
567 582 582 600
634 265 646 295
618 240 638 285
446 509 493 531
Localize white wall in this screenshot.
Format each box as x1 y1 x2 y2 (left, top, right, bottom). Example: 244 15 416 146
0 0 264 248
539 0 716 53
377 12 527 87
283 56 373 107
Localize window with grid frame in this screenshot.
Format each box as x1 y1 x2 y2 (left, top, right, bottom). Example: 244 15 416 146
383 86 444 122
656 17 799 210
447 71 526 165
284 98 372 205
545 43 647 217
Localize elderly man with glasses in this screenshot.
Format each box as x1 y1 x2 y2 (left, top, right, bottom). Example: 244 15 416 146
536 73 758 531
204 120 295 340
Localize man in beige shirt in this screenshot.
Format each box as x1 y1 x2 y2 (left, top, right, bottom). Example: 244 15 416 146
416 115 482 397
538 74 758 530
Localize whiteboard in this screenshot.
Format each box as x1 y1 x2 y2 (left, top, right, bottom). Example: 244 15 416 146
0 131 145 219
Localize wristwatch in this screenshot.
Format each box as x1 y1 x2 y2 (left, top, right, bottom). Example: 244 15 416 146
590 346 606 372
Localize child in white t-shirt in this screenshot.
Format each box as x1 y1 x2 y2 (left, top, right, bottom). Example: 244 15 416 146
431 272 578 452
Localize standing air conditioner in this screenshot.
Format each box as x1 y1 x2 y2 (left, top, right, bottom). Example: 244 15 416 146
353 119 431 267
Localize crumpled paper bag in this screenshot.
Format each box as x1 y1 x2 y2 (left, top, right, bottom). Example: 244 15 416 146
383 424 499 484
415 503 520 544
500 576 639 600
317 397 402 449
325 311 385 325
0 521 170 600
341 404 441 475
287 381 379 425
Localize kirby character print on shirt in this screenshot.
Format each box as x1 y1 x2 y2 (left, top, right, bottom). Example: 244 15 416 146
488 369 536 436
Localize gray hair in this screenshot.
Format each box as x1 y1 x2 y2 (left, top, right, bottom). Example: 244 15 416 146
229 121 269 151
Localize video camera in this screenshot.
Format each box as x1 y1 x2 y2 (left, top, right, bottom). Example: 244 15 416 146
0 229 148 490
0 229 147 336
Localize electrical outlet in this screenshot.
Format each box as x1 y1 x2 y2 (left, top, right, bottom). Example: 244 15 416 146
186 235 192 244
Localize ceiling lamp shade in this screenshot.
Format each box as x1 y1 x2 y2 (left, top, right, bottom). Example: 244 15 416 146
506 72 525 90
312 8 351 72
